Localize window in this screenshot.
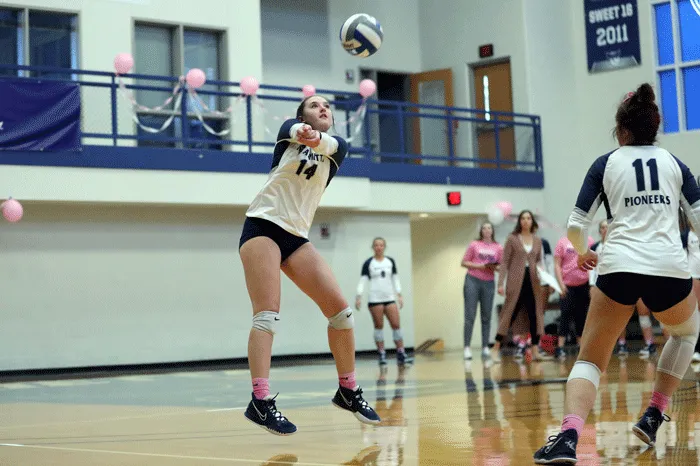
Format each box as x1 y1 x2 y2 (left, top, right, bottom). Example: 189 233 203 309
0 7 77 78
652 1 700 132
133 23 226 149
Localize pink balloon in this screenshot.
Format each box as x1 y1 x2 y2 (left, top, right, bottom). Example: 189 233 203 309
495 201 513 217
186 68 206 89
359 79 377 98
113 53 134 75
302 84 316 97
2 198 23 223
240 76 260 96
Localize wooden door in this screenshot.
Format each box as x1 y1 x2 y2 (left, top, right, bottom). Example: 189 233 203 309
473 61 515 169
409 68 454 165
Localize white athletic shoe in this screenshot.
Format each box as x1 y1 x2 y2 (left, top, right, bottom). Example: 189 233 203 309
464 347 472 360
692 352 700 363
482 347 490 358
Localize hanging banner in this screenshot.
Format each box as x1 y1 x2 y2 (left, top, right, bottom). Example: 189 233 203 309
584 0 641 73
0 77 82 151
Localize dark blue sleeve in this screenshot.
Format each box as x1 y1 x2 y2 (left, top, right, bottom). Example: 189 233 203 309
271 119 300 170
672 155 700 205
541 238 551 255
361 258 371 277
327 136 348 186
277 119 298 142
389 257 398 274
330 136 348 168
574 153 611 214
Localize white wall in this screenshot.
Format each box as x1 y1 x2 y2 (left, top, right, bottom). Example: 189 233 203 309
0 204 413 370
411 215 486 350
0 165 546 214
259 0 423 145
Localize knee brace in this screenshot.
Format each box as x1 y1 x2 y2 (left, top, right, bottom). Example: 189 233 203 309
392 328 403 342
657 311 700 379
328 307 355 330
639 315 652 329
252 310 280 335
374 328 384 342
568 361 602 389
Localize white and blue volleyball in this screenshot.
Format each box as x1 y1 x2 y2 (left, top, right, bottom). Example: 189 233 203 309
340 14 383 58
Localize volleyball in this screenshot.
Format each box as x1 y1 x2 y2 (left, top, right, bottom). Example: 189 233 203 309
340 14 383 58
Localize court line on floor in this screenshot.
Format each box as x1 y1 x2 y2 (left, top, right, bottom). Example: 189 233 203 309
0 407 246 430
0 443 339 465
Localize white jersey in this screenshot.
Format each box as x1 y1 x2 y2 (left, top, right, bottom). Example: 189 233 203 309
589 240 604 285
246 119 347 238
540 238 554 286
568 145 700 279
687 230 700 279
357 257 402 304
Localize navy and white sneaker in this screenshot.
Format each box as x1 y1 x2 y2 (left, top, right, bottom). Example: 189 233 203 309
555 347 566 360
244 393 297 436
514 345 526 360
378 352 387 366
632 406 670 446
638 343 657 358
616 342 629 356
332 386 381 425
533 428 578 464
397 351 413 366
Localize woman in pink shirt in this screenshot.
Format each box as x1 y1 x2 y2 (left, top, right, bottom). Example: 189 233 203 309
461 222 503 360
554 235 594 359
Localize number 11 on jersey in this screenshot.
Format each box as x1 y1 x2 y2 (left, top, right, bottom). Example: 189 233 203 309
633 158 659 192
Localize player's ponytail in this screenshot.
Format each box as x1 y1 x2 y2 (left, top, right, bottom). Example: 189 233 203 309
614 82 660 146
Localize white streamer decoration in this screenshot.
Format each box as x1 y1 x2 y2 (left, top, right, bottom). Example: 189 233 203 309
118 75 372 144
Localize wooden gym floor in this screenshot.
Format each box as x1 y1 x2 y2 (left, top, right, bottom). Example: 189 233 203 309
0 351 698 465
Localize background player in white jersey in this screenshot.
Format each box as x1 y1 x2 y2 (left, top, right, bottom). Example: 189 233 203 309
683 210 700 363
239 95 379 436
356 237 413 366
535 84 700 464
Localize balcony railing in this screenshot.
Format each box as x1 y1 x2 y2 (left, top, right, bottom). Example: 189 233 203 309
0 64 543 187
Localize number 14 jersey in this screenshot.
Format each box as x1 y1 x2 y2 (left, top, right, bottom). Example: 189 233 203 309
569 145 700 279
246 119 348 239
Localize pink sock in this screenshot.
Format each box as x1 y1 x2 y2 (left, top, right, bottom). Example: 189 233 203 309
252 378 269 400
650 391 670 414
397 347 405 354
339 372 357 390
561 414 584 436
646 339 653 346
618 338 626 345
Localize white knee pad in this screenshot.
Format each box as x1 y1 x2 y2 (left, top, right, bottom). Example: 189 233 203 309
639 315 652 329
392 328 403 341
568 361 602 389
328 307 355 330
252 310 279 335
657 310 700 379
373 328 384 342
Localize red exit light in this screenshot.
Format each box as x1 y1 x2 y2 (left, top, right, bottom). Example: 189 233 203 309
447 191 461 206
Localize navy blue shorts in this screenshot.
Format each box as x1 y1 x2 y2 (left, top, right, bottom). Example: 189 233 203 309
596 272 692 313
239 216 309 263
368 301 396 307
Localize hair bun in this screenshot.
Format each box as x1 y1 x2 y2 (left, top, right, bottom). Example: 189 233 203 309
635 83 656 103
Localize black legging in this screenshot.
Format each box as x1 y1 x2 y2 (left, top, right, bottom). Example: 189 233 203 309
509 269 540 346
